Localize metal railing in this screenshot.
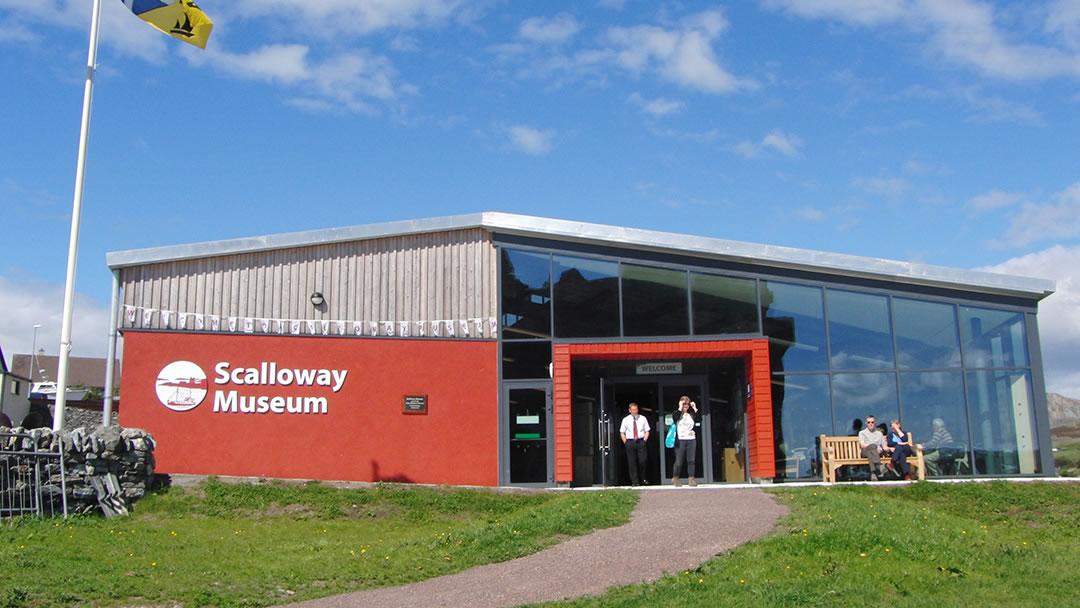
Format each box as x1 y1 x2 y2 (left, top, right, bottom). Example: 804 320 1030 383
0 430 68 519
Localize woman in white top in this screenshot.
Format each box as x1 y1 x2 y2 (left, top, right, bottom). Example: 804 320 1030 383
671 396 698 487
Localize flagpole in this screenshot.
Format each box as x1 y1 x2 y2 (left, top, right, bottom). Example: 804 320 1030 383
54 0 103 432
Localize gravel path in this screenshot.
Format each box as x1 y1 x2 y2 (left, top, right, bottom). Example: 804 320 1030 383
286 487 788 608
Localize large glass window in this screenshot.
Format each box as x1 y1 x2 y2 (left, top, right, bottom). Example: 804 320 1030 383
761 281 828 372
899 371 971 476
502 341 552 380
500 249 551 339
894 298 962 369
621 264 688 337
773 374 831 480
960 306 1028 368
827 289 895 370
552 255 620 338
832 372 899 437
967 370 1040 475
692 273 759 335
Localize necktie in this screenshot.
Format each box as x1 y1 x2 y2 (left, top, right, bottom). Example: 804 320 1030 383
633 416 638 440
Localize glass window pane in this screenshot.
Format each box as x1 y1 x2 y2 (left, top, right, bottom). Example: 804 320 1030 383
553 255 620 338
899 372 971 477
773 374 831 480
959 306 1029 368
508 387 549 483
692 273 759 335
500 249 551 339
621 264 688 337
831 372 899 438
894 298 962 369
502 341 552 380
966 370 1040 475
761 281 828 372
826 289 895 370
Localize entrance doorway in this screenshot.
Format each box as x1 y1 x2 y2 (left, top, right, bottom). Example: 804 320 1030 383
572 358 747 486
503 382 553 486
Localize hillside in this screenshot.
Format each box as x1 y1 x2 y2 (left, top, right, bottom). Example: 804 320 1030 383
1048 392 1080 427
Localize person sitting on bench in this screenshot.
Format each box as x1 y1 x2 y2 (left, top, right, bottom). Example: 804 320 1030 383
858 415 890 481
888 419 915 480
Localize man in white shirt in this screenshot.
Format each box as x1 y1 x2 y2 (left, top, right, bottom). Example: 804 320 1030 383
858 414 890 481
619 402 650 486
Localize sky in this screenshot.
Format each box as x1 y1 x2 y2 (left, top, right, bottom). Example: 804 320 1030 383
0 0 1078 396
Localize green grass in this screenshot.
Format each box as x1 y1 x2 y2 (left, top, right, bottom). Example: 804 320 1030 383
1052 426 1080 476
536 481 1080 607
0 478 637 607
5 479 1078 608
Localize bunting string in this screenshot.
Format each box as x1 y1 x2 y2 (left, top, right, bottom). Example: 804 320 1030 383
122 305 499 339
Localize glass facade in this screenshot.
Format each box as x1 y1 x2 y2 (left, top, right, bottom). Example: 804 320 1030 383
691 273 758 335
622 264 688 336
499 245 1047 482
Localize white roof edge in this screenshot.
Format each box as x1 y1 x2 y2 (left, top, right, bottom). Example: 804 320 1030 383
106 211 1056 300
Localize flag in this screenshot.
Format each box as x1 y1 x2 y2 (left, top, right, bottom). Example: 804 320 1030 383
122 0 213 49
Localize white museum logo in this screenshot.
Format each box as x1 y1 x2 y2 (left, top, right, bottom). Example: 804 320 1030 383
155 360 208 411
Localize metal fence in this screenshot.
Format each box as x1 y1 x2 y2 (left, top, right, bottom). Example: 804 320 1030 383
0 430 68 519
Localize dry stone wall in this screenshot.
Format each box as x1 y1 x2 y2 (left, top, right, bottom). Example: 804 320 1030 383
0 424 155 517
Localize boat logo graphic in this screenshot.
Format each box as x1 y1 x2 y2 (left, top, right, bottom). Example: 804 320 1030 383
155 360 208 412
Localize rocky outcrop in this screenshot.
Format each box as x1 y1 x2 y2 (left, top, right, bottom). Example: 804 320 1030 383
0 425 155 517
1048 393 1080 427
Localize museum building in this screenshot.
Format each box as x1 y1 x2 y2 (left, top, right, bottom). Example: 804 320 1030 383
106 212 1057 487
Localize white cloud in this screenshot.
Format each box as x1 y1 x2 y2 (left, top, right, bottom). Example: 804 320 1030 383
1048 0 1080 50
851 176 910 199
797 207 826 221
507 125 555 155
627 92 684 115
229 0 476 36
0 20 36 43
519 13 581 44
970 189 1026 211
955 87 1043 125
603 9 755 94
648 126 723 143
189 45 407 112
596 0 626 9
0 276 115 371
993 182 1080 247
764 0 1080 81
979 245 1080 398
734 129 803 158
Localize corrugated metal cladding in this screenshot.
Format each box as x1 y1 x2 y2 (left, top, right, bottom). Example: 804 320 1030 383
119 228 497 329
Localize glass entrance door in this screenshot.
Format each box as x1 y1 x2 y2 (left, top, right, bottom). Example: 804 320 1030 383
505 383 552 485
661 383 706 483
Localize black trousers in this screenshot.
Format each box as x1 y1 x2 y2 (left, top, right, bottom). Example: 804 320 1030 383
625 439 647 485
892 444 913 476
673 438 696 478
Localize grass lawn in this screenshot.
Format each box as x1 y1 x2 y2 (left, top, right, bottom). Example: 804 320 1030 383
0 478 636 607
3 479 1077 608
537 480 1080 608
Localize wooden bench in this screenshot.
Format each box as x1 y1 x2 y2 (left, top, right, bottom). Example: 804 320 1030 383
819 435 925 482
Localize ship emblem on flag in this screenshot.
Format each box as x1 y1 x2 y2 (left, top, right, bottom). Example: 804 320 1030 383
121 0 213 49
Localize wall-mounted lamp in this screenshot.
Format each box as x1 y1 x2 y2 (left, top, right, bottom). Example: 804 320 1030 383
310 292 325 307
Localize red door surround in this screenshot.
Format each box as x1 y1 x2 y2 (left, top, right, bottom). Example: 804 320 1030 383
552 339 775 483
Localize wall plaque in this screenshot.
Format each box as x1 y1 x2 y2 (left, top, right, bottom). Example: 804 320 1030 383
403 394 427 414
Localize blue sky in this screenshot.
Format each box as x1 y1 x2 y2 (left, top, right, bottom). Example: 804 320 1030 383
1 1 1079 396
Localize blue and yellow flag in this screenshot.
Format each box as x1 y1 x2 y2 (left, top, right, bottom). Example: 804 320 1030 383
122 1 213 49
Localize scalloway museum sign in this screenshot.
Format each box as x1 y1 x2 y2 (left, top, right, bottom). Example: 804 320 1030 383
155 360 348 415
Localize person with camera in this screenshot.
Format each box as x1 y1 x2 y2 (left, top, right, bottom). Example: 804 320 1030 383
671 396 698 487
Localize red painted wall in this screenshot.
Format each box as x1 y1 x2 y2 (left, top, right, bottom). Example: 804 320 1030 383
120 331 499 486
